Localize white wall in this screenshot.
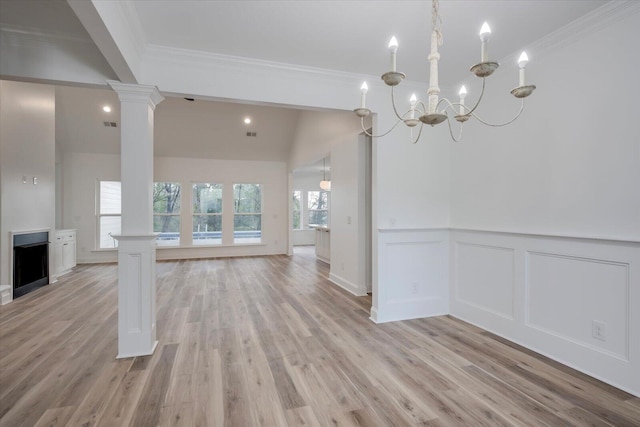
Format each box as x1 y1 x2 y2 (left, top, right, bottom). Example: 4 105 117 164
448 7 640 396
329 138 367 296
450 10 640 241
0 80 56 297
62 152 288 263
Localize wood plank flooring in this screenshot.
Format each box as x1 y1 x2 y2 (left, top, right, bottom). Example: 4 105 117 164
1 247 638 426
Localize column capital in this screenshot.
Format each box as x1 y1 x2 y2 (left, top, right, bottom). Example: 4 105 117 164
107 80 164 110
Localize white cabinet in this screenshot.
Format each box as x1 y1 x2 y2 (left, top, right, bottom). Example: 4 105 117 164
315 227 330 264
54 229 76 277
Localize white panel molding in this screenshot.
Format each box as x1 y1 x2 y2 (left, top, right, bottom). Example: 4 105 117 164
113 235 157 359
525 251 630 362
329 272 367 297
374 229 449 323
453 242 515 321
449 229 640 396
451 227 640 245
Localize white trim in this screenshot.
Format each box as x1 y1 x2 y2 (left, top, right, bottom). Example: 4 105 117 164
377 227 640 245
143 43 377 86
328 272 367 297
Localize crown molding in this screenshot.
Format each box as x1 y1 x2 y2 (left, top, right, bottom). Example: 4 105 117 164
0 23 94 45
505 0 640 68
143 43 376 87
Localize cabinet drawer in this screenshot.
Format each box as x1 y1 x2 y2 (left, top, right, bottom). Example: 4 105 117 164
55 230 76 243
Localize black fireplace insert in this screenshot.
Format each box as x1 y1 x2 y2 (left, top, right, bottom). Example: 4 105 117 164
13 231 49 298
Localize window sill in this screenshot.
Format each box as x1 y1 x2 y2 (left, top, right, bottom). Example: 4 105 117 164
94 242 267 252
157 243 266 249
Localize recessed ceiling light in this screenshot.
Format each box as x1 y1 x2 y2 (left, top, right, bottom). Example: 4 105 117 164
102 105 112 113
244 117 251 125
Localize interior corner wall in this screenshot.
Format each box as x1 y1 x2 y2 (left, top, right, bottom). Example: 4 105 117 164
0 80 56 294
448 10 640 396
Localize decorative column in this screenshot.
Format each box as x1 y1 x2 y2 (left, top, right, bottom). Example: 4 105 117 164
107 81 164 359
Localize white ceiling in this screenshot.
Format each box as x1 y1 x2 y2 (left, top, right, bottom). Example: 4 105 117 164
131 0 608 84
5 0 611 162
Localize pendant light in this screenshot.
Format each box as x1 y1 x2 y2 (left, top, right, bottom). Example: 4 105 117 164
320 157 331 191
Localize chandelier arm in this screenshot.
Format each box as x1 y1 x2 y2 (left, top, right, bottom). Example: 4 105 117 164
470 99 525 127
445 113 464 142
360 118 374 136
390 86 406 121
411 123 425 144
436 97 464 115
360 116 405 138
465 77 487 116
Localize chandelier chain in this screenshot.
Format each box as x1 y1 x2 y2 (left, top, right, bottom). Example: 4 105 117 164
432 0 443 46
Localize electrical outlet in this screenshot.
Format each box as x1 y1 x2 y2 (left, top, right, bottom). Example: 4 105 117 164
592 320 606 341
347 216 351 225
411 282 418 294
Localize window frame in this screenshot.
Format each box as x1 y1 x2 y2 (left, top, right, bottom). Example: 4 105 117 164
192 182 223 246
153 182 182 246
292 190 302 230
233 183 263 244
96 180 121 250
307 190 329 228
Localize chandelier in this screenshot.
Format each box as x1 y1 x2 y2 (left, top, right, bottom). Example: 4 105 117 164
354 0 536 142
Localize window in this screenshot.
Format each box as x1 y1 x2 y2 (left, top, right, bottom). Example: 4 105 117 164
234 183 261 243
308 190 329 227
153 182 181 246
292 190 302 230
193 183 222 245
98 181 121 249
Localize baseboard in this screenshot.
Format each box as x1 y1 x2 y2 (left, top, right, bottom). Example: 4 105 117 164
0 285 12 305
328 272 367 296
374 297 449 324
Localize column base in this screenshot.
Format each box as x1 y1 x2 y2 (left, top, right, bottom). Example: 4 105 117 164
112 234 158 359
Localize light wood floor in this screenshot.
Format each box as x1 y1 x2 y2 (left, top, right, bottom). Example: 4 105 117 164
1 247 639 427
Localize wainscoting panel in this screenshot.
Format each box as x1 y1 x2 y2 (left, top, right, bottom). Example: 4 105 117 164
527 251 629 360
373 229 449 323
449 229 640 396
455 242 515 320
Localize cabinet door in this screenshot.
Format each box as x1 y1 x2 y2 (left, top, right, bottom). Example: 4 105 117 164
54 243 64 274
62 242 76 270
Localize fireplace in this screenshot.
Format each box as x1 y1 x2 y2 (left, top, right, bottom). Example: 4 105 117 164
13 231 49 298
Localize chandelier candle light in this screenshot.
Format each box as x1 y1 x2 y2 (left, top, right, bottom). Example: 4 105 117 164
354 0 536 143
